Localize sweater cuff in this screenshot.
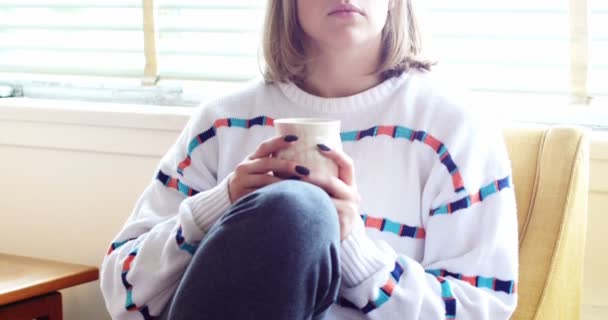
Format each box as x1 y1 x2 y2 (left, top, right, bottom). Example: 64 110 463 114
340 219 392 287
187 174 233 233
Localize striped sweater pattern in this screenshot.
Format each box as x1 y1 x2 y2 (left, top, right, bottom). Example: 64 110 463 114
100 71 518 319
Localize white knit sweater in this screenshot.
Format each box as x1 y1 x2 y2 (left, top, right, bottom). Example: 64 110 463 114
100 70 518 319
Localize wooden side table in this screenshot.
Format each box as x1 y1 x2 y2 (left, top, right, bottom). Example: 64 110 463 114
0 253 99 320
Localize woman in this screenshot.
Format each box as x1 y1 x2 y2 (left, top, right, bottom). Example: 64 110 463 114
101 0 518 319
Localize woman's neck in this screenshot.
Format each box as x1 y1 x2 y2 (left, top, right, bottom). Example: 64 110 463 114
301 39 383 98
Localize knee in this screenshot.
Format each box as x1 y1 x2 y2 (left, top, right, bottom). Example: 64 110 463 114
263 180 336 221
261 180 333 211
232 180 339 241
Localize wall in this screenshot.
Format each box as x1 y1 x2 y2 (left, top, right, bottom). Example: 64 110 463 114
583 153 608 320
0 99 186 320
0 98 606 319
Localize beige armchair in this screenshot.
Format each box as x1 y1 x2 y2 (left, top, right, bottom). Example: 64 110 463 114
503 125 589 319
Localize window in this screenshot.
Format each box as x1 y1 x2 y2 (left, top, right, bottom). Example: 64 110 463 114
0 0 605 111
157 1 264 81
426 0 570 97
589 0 608 101
0 0 144 77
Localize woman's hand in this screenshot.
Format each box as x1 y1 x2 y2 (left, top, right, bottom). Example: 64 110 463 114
228 135 310 203
305 144 361 241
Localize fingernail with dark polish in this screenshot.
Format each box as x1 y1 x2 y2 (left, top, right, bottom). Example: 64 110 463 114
287 175 301 180
284 135 298 142
317 144 331 151
295 165 310 176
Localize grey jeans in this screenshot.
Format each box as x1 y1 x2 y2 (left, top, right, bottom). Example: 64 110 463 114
159 180 342 320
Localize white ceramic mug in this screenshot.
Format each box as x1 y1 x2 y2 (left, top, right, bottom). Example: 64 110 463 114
274 118 342 178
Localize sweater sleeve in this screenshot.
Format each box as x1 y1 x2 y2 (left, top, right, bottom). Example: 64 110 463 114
100 106 233 319
337 113 519 319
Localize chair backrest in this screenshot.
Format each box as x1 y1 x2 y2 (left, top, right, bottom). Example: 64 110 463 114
502 125 589 320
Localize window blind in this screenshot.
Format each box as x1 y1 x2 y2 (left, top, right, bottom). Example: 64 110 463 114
426 0 570 96
0 0 145 78
589 0 607 98
156 0 265 81
0 0 602 104
158 0 578 96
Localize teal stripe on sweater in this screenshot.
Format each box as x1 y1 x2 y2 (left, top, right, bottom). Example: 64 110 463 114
341 131 358 141
187 139 200 156
441 280 454 299
394 126 414 139
231 118 247 128
125 290 134 309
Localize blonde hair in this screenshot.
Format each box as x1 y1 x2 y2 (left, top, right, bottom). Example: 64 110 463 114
261 0 433 83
